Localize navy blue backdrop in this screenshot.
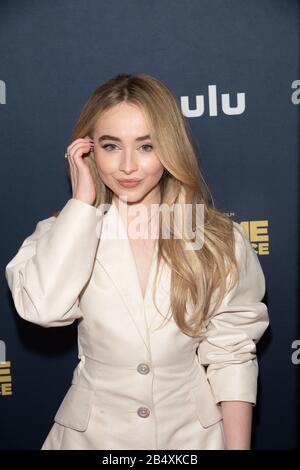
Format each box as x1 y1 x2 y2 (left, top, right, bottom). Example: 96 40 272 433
0 0 299 449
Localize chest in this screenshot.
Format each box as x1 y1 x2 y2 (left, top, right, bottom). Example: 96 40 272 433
80 229 201 363
128 237 157 299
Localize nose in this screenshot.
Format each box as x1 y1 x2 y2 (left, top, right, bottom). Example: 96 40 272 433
119 148 139 174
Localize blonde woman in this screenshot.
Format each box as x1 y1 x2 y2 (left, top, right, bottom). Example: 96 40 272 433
5 73 269 450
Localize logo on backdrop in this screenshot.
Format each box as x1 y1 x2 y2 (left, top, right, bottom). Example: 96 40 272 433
0 340 12 396
0 80 6 105
291 79 300 105
240 220 269 255
224 213 269 255
181 84 245 117
291 340 300 365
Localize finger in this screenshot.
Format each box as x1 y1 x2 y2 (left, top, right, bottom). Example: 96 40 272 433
70 145 92 178
67 136 93 155
69 139 94 157
67 142 92 160
67 154 78 196
72 143 94 167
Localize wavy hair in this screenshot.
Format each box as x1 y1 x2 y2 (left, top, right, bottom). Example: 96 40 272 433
53 73 239 337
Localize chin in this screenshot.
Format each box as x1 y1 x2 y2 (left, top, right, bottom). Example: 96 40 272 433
117 192 146 204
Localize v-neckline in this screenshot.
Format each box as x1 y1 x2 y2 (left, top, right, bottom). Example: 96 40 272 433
129 239 158 302
111 198 159 303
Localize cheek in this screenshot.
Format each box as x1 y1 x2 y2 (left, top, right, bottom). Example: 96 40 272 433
141 157 164 176
94 155 116 174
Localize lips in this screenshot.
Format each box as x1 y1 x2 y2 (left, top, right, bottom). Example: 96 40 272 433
117 179 142 188
117 179 142 183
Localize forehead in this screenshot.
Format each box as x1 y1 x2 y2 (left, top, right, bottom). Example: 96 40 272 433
94 102 149 131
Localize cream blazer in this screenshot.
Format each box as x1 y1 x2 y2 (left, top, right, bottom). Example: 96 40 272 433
5 198 269 450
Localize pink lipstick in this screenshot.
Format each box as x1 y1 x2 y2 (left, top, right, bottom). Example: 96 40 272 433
117 179 142 188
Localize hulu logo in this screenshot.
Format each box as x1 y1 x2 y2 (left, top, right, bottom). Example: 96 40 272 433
181 84 245 117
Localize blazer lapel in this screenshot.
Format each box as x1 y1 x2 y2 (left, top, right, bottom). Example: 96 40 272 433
95 199 163 352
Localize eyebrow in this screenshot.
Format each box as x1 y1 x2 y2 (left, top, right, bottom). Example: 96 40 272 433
98 134 151 143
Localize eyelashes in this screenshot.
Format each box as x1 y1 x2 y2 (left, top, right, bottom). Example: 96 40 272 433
101 144 153 152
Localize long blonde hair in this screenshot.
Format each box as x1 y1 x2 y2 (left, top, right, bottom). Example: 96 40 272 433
53 73 239 337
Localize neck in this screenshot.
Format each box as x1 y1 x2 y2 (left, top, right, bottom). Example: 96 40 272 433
112 187 161 231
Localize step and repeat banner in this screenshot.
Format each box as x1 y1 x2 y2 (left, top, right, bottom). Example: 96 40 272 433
0 0 299 450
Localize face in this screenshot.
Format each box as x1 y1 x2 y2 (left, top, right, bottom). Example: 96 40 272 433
91 102 164 207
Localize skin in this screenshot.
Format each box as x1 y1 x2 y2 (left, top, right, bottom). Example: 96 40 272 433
66 102 164 228
66 136 97 206
221 401 253 449
65 102 253 449
92 102 164 228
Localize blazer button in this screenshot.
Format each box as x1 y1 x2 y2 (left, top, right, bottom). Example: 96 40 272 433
137 407 150 418
137 363 150 375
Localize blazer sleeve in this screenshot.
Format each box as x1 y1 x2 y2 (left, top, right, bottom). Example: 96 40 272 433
197 221 269 406
5 198 103 328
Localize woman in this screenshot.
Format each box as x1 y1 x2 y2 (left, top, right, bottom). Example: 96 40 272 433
5 73 269 450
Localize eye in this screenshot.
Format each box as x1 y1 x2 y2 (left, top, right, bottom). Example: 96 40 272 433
101 143 153 152
101 144 118 151
140 144 153 152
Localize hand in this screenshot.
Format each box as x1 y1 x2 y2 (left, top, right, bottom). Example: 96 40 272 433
65 136 96 206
